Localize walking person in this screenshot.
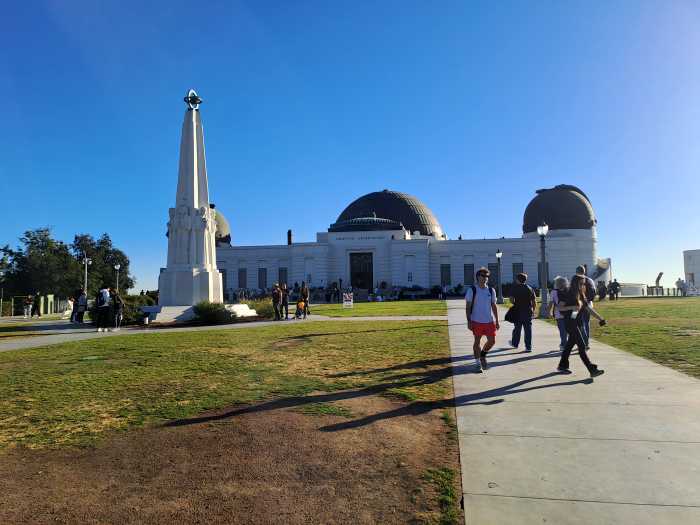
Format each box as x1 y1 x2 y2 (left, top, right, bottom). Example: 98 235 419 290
280 282 289 320
508 272 536 352
271 283 282 321
610 279 621 300
300 281 310 318
95 285 111 332
23 295 33 319
31 292 42 318
76 290 87 323
556 278 606 378
549 276 569 351
110 288 124 331
465 267 499 373
572 266 597 349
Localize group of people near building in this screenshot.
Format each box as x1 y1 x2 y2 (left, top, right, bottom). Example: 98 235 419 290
466 265 607 377
271 281 310 321
596 279 621 301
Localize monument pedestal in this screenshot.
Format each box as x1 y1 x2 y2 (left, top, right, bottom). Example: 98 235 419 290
158 267 223 306
142 304 257 323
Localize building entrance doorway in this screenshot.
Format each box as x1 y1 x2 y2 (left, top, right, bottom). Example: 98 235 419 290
350 253 373 291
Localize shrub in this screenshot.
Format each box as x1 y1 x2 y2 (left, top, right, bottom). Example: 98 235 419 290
193 301 236 324
122 294 154 325
242 298 275 320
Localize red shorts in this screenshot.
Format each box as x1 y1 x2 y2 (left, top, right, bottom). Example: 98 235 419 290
470 321 496 338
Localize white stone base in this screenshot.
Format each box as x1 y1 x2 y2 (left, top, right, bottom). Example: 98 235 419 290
158 267 223 307
142 304 257 324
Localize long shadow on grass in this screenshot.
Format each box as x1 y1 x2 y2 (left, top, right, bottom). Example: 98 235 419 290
279 323 445 341
164 356 588 431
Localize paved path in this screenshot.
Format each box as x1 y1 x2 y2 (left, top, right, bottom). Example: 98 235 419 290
447 299 700 524
0 315 447 352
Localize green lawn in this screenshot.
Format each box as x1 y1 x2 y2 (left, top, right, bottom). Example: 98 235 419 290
587 297 700 378
0 320 450 449
311 299 446 317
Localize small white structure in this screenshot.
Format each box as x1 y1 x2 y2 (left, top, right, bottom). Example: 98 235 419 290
145 90 255 322
684 249 700 287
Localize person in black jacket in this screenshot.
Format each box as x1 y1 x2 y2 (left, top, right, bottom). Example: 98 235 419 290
509 273 536 352
556 279 605 378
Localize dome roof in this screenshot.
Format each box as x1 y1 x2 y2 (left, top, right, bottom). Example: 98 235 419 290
212 206 231 246
523 185 596 233
331 190 444 237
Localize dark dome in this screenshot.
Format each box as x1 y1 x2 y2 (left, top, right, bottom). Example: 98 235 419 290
331 190 444 237
523 185 596 233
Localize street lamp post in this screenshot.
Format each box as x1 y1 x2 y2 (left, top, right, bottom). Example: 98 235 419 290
114 264 121 293
537 222 550 318
83 257 92 293
495 249 503 304
0 270 5 318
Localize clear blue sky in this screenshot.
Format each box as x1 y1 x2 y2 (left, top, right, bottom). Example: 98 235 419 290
2 1 698 291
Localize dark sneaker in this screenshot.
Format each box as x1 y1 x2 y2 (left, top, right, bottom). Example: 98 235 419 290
474 365 483 374
556 367 572 374
524 348 532 353
479 355 489 370
590 368 605 378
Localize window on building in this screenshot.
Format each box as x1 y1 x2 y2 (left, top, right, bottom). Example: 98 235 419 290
440 264 451 286
237 268 247 289
408 272 413 283
689 273 695 286
279 267 288 285
512 263 524 283
488 263 500 289
464 264 475 285
306 273 312 284
258 268 267 289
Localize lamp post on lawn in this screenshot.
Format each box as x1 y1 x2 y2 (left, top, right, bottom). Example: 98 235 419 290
0 270 5 318
82 257 92 293
495 249 503 304
537 222 550 318
114 264 121 293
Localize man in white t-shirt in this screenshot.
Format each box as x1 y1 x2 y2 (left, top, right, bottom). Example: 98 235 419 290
465 267 499 372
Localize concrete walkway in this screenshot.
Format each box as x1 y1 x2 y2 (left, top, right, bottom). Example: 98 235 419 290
0 315 447 352
447 299 700 524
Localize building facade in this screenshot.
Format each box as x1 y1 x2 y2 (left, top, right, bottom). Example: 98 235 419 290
684 249 700 287
213 186 612 295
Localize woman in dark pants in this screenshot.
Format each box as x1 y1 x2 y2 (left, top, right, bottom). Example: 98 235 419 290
556 279 605 378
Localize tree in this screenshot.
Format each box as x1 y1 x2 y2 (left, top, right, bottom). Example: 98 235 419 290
0 228 81 297
0 228 135 298
71 233 135 294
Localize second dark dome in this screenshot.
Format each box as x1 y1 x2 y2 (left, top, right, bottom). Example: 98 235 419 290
523 185 596 233
332 190 444 237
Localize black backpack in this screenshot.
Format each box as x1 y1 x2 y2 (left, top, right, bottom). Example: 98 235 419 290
469 285 495 315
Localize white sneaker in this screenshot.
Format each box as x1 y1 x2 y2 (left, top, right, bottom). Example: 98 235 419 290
97 328 102 332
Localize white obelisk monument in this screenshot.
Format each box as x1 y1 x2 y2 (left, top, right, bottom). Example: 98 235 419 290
158 89 224 306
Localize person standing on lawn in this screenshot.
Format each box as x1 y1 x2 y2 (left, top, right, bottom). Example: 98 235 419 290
465 267 499 372
271 283 282 321
508 272 536 352
556 278 605 378
300 281 310 318
280 282 290 320
95 285 111 332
